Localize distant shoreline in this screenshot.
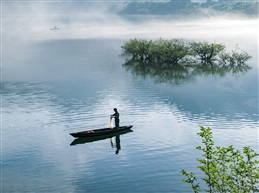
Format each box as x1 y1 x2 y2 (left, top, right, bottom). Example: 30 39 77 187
118 2 259 18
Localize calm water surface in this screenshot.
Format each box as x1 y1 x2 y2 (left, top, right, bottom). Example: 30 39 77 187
2 13 259 193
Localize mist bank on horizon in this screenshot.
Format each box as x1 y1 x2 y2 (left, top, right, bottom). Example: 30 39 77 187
2 10 258 41
2 1 258 82
2 1 258 41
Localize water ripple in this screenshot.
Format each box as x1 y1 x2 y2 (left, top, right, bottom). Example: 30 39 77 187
3 72 258 193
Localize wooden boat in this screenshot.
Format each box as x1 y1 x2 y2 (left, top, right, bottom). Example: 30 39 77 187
69 125 133 138
70 129 133 146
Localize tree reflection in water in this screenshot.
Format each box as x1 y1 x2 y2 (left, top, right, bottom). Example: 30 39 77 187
123 59 251 85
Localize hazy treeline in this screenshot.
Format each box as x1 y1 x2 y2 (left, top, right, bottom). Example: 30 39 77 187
121 38 252 84
119 1 258 17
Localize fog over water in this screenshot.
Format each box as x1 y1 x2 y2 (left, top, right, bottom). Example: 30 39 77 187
3 2 258 42
2 2 258 82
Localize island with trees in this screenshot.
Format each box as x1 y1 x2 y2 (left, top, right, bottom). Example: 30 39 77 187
121 38 252 84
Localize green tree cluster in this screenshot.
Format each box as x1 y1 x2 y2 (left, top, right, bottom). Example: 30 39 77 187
121 38 251 67
182 126 259 192
121 38 252 84
190 42 225 64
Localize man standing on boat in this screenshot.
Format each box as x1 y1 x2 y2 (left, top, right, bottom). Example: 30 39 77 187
111 108 120 129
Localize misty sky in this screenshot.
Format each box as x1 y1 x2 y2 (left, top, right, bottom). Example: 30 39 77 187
2 2 258 41
2 1 258 82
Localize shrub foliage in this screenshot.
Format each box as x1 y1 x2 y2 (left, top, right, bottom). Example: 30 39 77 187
182 126 259 193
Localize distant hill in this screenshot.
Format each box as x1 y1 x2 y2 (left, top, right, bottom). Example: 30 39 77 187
118 1 258 17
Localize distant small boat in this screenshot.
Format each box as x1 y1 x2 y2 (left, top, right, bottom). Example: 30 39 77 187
70 129 133 146
69 125 133 138
50 26 59 30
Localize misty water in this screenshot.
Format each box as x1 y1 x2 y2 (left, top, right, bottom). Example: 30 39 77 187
2 3 259 193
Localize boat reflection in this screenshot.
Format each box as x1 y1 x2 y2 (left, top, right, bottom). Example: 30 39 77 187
70 129 133 146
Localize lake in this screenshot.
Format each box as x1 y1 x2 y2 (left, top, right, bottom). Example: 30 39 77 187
2 4 258 193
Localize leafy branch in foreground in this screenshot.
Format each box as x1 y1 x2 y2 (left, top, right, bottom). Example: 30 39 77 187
182 126 259 193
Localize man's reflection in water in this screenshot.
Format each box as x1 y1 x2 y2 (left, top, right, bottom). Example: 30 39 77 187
110 135 121 155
